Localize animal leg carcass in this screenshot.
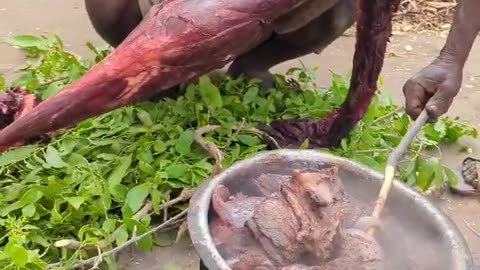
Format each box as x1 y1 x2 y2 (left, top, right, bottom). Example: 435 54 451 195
260 0 402 149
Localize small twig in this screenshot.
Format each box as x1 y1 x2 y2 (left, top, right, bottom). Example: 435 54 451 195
193 124 277 171
38 76 69 88
158 188 195 223
163 205 169 223
47 209 188 270
233 119 246 138
239 126 281 149
463 219 480 238
175 221 189 243
162 188 196 210
372 107 403 124
194 125 224 174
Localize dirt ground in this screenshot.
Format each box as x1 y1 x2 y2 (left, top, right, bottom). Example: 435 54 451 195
1 1 479 269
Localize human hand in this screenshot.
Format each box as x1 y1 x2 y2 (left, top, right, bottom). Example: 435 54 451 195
403 58 463 121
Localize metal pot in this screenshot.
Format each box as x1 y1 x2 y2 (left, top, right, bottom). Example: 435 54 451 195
187 149 475 270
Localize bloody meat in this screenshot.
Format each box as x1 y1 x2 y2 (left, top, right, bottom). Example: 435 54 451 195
0 0 400 153
260 0 401 149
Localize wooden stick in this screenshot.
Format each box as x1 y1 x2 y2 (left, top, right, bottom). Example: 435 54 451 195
368 110 429 235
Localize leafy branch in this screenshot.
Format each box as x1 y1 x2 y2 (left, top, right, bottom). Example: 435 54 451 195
47 209 188 270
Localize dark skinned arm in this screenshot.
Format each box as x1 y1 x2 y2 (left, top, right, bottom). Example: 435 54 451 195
403 0 480 120
440 0 480 66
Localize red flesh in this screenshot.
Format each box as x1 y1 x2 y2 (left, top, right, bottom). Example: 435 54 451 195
0 89 41 150
0 0 401 152
0 0 304 151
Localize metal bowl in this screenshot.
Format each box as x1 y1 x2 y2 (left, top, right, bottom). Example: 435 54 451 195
187 149 474 270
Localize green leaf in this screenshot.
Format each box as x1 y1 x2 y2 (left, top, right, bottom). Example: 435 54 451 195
0 76 5 91
103 219 117 233
125 183 151 213
45 146 68 168
154 140 167 153
243 86 259 105
137 109 154 127
166 164 189 179
139 161 156 176
126 220 153 251
150 189 164 213
19 189 43 205
0 146 39 167
237 134 261 147
198 76 223 108
444 167 458 186
29 234 50 247
66 197 85 210
434 120 447 135
352 154 380 169
67 153 89 166
110 184 129 201
193 160 213 172
41 81 64 99
175 129 196 155
2 189 43 216
431 158 444 187
115 226 129 246
22 204 36 218
7 244 29 268
416 159 436 190
300 139 310 149
108 155 132 192
6 35 42 48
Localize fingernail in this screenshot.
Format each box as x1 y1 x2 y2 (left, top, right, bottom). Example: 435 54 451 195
427 104 438 114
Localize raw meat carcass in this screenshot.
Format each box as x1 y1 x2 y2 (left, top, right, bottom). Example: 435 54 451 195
0 0 399 152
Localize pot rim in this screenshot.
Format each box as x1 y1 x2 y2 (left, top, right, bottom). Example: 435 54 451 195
187 149 474 270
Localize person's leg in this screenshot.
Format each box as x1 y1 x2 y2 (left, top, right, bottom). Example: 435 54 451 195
84 0 143 48
227 0 355 89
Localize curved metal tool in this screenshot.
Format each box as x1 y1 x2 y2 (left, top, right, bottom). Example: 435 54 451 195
367 110 430 235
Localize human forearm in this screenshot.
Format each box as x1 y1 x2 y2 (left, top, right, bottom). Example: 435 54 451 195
439 0 480 66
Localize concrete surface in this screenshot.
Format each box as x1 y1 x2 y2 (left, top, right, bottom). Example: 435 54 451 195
1 1 479 269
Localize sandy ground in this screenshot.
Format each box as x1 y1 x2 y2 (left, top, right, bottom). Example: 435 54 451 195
1 1 479 269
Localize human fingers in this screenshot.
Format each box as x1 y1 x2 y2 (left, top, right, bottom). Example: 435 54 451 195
425 84 456 121
403 78 429 120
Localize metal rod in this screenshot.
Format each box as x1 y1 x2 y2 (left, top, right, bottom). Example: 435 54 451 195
368 110 429 235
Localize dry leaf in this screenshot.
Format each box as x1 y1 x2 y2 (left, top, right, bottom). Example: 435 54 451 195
394 0 457 34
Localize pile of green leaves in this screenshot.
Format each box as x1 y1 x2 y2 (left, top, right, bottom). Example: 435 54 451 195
0 35 477 269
